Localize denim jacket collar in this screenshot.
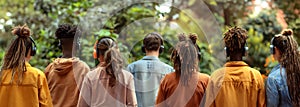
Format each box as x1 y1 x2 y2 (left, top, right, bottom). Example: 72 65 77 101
142 56 160 60
270 64 281 74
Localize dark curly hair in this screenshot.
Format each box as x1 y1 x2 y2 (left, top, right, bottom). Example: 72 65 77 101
55 24 79 39
223 26 248 55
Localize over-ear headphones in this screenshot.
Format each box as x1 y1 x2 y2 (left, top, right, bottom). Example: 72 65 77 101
224 42 248 57
58 38 80 50
195 44 202 61
29 36 37 56
141 33 164 53
93 36 115 59
270 37 275 54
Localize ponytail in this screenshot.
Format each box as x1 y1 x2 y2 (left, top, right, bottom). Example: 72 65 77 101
0 24 33 84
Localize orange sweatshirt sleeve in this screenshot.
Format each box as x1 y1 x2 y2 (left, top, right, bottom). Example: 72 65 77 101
155 77 167 107
38 72 53 107
44 63 54 79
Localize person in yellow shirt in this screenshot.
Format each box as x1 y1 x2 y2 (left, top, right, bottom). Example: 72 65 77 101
201 27 265 107
0 25 53 107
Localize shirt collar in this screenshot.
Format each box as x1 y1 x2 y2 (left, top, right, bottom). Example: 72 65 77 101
224 61 249 67
142 56 159 60
270 64 281 74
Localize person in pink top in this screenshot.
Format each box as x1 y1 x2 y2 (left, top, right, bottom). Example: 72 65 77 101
78 36 137 107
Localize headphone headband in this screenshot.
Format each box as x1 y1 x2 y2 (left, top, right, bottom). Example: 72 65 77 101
29 36 37 56
142 33 164 53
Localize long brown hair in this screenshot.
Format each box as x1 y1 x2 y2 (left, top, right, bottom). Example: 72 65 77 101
0 25 33 84
272 29 300 106
96 37 123 87
171 33 199 85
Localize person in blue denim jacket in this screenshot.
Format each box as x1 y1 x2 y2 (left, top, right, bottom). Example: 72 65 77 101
127 32 173 107
266 29 300 107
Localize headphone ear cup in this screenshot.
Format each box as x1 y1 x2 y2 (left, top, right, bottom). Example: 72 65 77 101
142 45 146 53
225 47 230 57
243 46 248 56
93 41 98 59
58 41 62 50
270 45 275 54
159 45 164 53
31 47 36 56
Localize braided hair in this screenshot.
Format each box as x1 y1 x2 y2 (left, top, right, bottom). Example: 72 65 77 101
171 33 199 85
0 25 33 84
272 29 300 106
223 27 248 56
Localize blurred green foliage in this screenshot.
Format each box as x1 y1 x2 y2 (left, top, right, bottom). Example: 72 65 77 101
0 0 298 76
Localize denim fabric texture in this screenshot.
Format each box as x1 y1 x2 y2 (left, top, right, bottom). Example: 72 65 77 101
266 64 292 107
127 56 174 107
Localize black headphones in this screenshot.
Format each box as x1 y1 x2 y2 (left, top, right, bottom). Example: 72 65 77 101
224 42 248 57
141 33 164 53
195 44 202 61
270 34 286 54
29 36 37 56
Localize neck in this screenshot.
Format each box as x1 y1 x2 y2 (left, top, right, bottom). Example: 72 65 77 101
62 50 73 58
229 54 243 61
146 50 159 57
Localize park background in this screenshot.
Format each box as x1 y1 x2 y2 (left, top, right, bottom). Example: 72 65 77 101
0 0 299 76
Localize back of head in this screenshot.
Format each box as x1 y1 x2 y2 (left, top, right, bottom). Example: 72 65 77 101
55 24 80 48
143 32 163 52
223 27 248 55
55 24 78 39
96 37 123 87
1 24 33 84
171 33 199 85
272 29 300 106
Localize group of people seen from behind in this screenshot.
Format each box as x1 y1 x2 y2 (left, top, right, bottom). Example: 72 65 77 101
0 24 300 107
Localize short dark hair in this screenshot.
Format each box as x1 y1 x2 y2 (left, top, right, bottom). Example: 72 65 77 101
55 24 79 39
143 32 163 51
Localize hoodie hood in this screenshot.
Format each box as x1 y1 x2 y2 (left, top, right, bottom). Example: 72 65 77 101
52 57 80 75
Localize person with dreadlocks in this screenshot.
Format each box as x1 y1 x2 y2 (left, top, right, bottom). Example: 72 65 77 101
155 33 210 107
78 36 137 107
44 24 90 107
201 27 265 107
266 29 300 107
0 25 53 107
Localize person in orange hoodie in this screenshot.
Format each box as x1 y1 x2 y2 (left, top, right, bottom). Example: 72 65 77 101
45 24 90 107
201 27 265 107
156 33 210 107
0 25 53 107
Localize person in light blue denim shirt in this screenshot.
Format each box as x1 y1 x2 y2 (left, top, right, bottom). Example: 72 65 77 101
266 29 300 107
127 32 173 107
266 64 292 107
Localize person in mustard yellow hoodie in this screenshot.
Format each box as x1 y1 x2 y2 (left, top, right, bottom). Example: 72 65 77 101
201 27 266 107
44 24 90 107
0 25 53 107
